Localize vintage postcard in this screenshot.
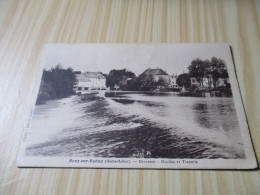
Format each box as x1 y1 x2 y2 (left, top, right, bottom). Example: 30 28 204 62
16 43 257 169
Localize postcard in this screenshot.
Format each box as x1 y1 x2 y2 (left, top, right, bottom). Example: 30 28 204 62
16 43 257 169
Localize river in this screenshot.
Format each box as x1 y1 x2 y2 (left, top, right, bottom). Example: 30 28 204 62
25 91 245 159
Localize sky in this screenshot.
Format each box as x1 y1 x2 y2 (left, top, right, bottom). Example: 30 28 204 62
43 43 231 76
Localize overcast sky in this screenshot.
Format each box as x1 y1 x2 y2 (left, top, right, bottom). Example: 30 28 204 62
44 43 231 76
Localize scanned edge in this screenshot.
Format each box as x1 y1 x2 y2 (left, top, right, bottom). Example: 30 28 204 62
16 43 257 169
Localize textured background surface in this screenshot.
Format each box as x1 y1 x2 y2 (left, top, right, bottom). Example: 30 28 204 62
0 0 259 194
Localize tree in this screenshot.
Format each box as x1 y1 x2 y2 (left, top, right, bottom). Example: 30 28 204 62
157 77 166 86
36 80 56 104
187 57 229 90
106 69 136 90
139 75 157 91
127 77 141 91
176 73 191 88
47 65 76 98
188 58 210 87
209 57 228 88
36 65 77 104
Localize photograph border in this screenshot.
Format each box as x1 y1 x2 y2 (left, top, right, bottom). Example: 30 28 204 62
16 43 258 169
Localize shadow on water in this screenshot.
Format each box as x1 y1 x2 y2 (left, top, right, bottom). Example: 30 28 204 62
112 99 135 104
105 91 179 98
106 92 167 108
192 101 239 132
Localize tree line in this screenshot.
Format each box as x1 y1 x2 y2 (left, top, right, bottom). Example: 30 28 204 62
106 69 169 91
36 65 76 104
176 57 229 89
106 57 229 92
36 57 229 104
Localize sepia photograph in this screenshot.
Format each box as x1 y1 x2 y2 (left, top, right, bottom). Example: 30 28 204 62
16 43 257 169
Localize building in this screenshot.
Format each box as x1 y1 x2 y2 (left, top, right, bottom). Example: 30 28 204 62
190 76 230 89
74 71 106 92
190 77 199 87
190 76 214 88
140 68 168 82
218 78 230 87
169 74 179 89
140 68 181 90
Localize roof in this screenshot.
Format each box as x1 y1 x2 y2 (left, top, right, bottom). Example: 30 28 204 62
83 72 106 79
140 68 168 77
76 74 89 82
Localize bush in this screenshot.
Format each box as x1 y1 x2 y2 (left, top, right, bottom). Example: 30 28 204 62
36 65 76 104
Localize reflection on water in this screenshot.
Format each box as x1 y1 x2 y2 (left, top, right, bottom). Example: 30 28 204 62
25 91 245 159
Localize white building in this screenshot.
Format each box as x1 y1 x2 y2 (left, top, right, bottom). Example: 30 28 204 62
75 72 106 92
190 76 229 88
168 75 179 88
218 78 230 87
140 68 181 89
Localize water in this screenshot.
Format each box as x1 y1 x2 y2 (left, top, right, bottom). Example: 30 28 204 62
25 92 245 159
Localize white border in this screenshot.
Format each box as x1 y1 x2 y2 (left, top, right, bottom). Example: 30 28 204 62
16 43 258 169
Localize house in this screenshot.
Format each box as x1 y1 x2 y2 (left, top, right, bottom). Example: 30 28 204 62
190 76 229 89
140 68 169 82
74 71 106 92
202 75 214 88
168 74 179 89
140 68 182 90
218 78 230 87
190 77 200 87
140 68 169 89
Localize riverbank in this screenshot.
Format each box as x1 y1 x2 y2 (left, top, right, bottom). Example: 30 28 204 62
77 89 233 98
179 90 232 97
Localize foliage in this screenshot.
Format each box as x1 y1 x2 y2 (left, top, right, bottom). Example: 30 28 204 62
127 77 142 91
176 73 191 88
36 65 76 104
209 57 228 88
188 58 210 87
156 77 167 87
106 69 170 91
188 57 229 88
139 75 157 91
106 69 136 90
36 81 56 104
